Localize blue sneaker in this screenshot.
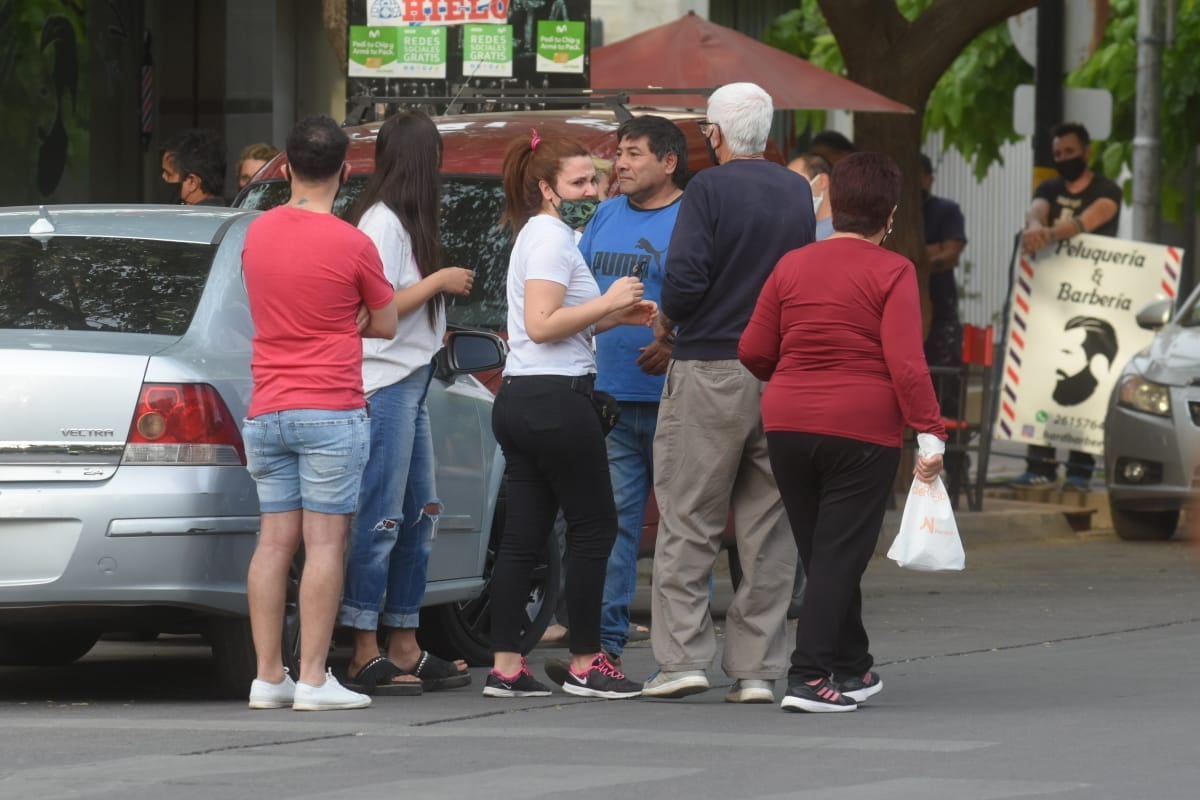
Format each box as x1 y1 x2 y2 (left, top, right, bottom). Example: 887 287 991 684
1063 475 1091 492
1010 471 1052 487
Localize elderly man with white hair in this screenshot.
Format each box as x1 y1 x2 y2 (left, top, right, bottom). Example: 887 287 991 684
643 82 816 703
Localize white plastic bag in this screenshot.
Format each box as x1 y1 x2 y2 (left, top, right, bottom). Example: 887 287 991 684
887 434 965 572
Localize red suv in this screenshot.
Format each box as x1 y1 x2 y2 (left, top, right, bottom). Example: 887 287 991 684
238 106 746 542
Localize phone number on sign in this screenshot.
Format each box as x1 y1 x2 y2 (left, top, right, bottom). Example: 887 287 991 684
1052 415 1104 431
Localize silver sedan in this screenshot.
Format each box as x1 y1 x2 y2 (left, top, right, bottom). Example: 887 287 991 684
0 205 553 693
1103 289 1200 540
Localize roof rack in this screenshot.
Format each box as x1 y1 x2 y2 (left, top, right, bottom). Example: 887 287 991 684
344 87 715 126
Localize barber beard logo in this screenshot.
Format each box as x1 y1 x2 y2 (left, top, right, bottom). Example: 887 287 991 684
1052 367 1099 407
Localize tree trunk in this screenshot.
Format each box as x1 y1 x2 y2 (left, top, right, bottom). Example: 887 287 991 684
853 106 932 335
817 0 1041 333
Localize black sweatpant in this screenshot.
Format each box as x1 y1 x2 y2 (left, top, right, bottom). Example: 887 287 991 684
490 375 617 656
766 431 901 685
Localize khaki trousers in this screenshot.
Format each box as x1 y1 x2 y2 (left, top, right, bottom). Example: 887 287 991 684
650 359 795 679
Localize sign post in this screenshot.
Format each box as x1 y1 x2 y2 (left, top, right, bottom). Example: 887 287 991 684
995 235 1184 455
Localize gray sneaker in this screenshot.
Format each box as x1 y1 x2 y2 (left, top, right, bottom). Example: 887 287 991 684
725 679 775 704
642 669 710 698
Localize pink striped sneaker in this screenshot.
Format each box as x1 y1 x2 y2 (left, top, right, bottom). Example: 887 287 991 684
780 677 858 713
837 670 883 703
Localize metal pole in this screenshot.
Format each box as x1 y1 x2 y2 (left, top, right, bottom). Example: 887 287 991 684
1033 0 1064 191
1133 0 1163 243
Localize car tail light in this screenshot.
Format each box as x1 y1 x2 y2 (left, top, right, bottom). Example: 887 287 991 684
122 383 245 466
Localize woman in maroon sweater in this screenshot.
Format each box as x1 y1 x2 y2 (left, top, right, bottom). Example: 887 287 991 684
738 152 947 714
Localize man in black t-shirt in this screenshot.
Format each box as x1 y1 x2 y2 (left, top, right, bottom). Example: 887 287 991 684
921 154 969 370
1014 122 1122 491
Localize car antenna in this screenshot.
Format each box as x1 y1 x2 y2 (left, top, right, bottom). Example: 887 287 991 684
445 54 486 115
28 205 56 249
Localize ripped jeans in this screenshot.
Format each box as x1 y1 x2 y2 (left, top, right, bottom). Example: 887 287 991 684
340 364 441 631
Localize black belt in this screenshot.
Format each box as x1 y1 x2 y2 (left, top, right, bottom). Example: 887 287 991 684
503 374 596 396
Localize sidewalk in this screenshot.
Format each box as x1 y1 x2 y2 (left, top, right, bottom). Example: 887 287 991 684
634 489 1113 588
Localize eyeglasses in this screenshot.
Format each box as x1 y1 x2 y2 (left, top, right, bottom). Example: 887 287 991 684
698 121 718 137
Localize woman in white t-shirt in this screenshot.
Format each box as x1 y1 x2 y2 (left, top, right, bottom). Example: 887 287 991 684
338 111 476 696
482 131 656 700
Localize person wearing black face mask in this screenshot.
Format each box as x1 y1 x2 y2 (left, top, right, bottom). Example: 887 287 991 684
1020 122 1120 256
158 128 227 206
1013 122 1122 492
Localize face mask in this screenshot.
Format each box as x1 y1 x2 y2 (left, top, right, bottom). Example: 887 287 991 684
162 179 183 204
1055 156 1088 182
555 196 599 229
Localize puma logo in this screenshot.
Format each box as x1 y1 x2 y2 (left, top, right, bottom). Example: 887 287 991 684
636 238 666 274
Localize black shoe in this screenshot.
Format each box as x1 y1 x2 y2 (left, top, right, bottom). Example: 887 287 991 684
545 649 622 687
561 653 642 699
836 670 883 703
482 660 551 698
780 677 858 713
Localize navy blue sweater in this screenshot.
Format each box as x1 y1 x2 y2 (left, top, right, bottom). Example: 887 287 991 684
661 159 815 361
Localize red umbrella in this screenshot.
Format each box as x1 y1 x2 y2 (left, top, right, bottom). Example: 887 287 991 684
591 12 912 113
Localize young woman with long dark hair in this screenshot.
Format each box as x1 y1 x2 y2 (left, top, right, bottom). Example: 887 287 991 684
338 110 476 695
482 131 655 698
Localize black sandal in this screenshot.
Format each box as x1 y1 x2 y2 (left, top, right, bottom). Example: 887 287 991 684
346 655 423 696
407 650 471 691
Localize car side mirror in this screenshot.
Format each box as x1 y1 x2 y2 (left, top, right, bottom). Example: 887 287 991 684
433 330 508 381
1135 298 1174 331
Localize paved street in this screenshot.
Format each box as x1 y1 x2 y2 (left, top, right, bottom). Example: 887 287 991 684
2 529 1198 800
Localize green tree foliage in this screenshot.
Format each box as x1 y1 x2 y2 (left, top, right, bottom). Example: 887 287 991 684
764 0 1031 179
766 0 1200 215
1069 0 1200 219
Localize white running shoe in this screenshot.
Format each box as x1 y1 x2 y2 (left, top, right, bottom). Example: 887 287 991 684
293 670 371 711
248 669 296 709
725 679 775 704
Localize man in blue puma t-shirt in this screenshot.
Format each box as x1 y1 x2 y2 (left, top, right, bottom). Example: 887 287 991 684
578 115 687 663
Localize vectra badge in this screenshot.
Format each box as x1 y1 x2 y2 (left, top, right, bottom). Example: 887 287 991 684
61 428 115 438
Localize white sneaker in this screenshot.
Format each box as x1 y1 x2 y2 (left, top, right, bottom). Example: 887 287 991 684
725 679 775 704
292 670 371 711
248 670 296 709
641 669 710 698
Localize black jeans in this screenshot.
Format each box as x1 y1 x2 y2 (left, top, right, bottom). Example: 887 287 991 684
490 375 617 656
766 431 900 684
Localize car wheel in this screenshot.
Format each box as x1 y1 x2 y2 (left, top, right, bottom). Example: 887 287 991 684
1110 504 1180 542
420 497 559 667
210 555 302 697
0 629 100 666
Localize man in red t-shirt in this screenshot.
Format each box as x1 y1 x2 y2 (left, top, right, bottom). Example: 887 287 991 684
241 115 396 712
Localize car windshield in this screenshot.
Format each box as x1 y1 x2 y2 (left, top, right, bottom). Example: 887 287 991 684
238 176 512 331
0 236 213 335
1175 292 1200 327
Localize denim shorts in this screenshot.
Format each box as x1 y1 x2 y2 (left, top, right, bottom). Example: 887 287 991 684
242 408 371 515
